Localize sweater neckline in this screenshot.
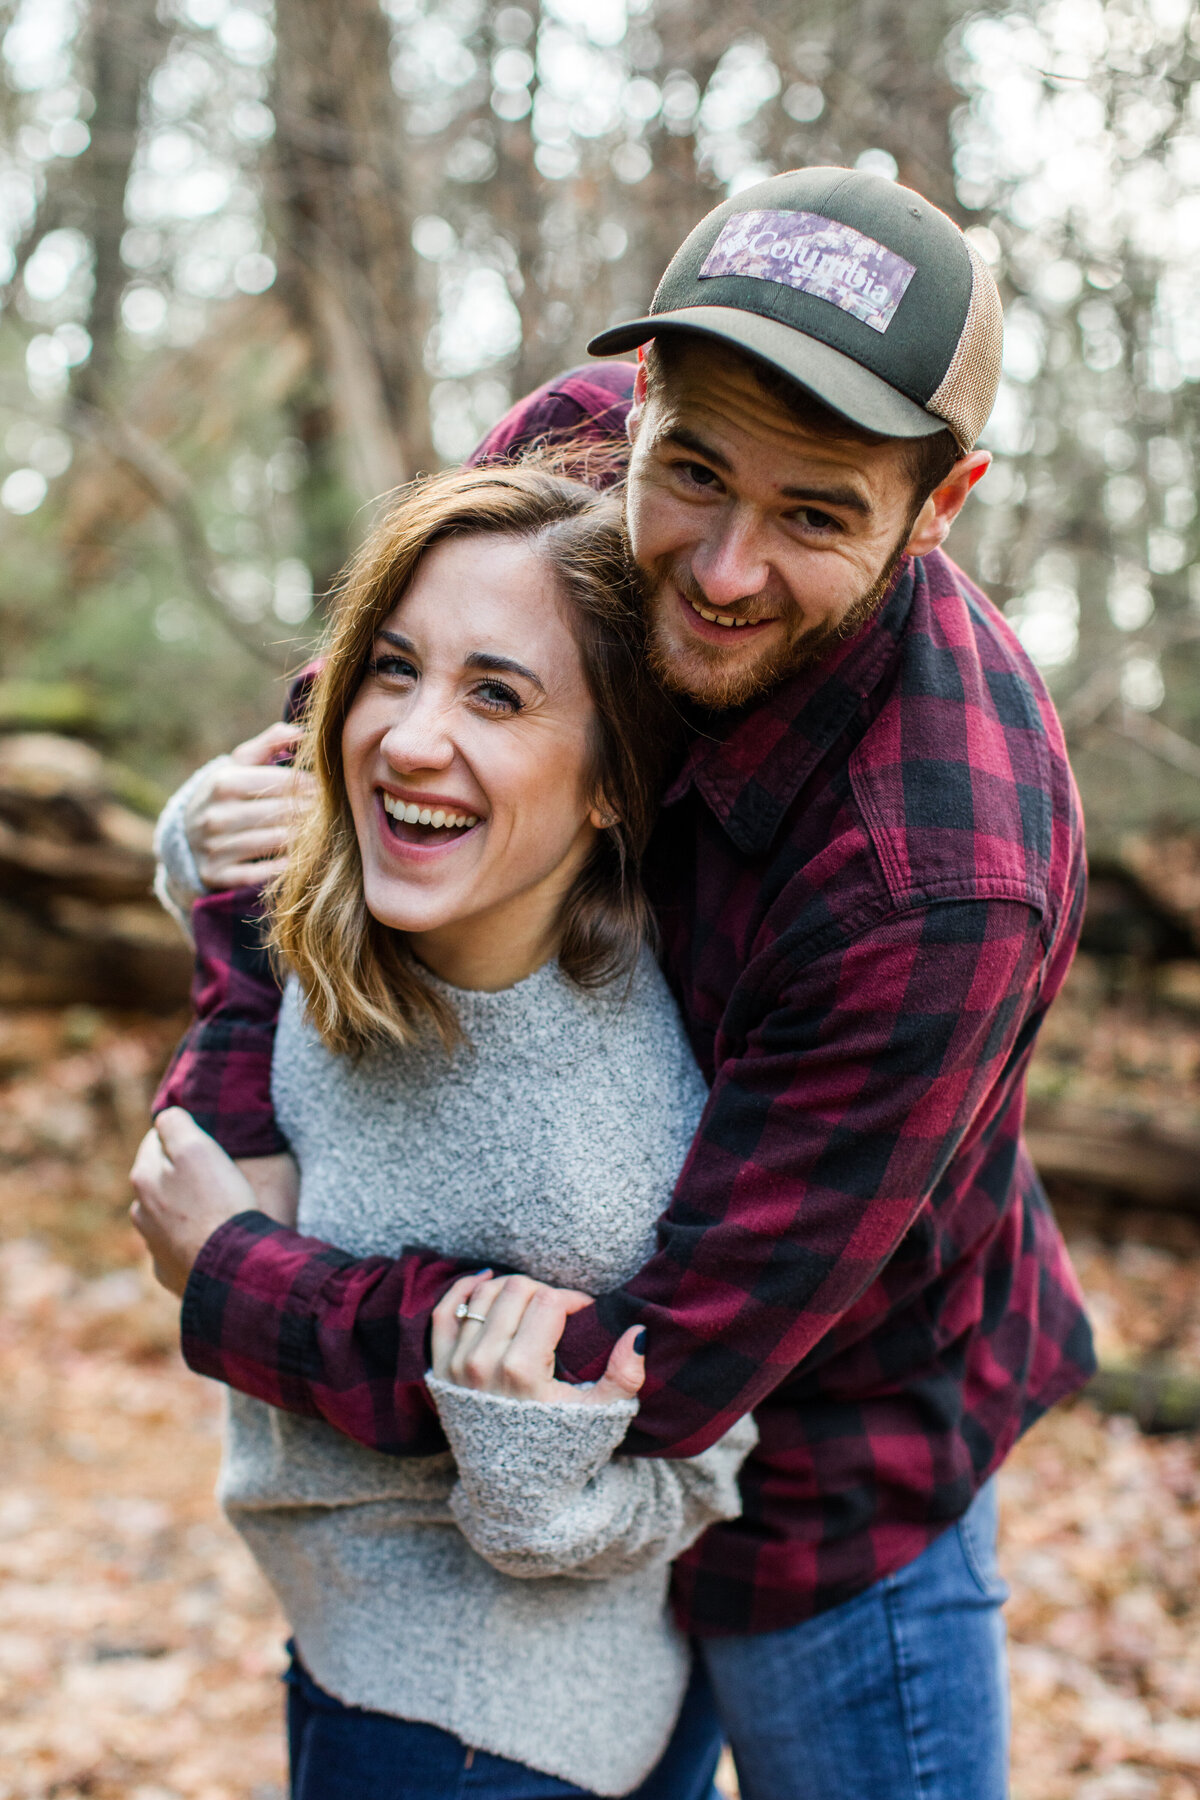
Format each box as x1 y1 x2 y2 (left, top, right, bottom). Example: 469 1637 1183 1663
418 953 568 1020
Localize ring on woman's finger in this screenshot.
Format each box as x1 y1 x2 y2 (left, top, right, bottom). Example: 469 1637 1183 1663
455 1302 489 1325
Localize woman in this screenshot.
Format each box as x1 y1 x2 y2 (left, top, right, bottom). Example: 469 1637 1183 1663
133 463 754 1800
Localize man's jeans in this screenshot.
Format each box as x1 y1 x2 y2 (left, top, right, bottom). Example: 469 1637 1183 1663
700 1479 1010 1800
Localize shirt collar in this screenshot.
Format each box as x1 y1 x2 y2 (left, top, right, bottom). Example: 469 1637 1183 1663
663 559 916 856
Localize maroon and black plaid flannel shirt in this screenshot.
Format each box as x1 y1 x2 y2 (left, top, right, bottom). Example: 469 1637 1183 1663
161 363 1095 1635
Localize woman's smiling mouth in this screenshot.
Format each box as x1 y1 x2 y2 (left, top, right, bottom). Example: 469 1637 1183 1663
377 790 481 850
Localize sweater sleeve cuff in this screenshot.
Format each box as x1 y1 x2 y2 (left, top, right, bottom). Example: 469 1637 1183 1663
152 756 229 932
426 1375 635 1519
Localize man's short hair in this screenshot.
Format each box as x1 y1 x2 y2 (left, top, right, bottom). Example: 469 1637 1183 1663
642 335 961 509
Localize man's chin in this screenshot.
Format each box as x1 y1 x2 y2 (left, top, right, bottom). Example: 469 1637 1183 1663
646 628 780 710
646 602 829 711
645 557 905 711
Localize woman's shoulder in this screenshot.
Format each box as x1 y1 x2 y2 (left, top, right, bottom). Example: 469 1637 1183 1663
545 950 708 1130
526 948 699 1079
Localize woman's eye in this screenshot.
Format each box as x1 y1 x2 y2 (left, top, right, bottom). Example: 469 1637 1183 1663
369 654 417 682
473 680 523 716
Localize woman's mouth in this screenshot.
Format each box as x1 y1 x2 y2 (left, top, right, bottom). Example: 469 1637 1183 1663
378 791 480 848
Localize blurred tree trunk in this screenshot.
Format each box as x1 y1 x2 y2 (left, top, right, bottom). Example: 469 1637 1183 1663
13 0 170 406
809 0 971 217
480 4 557 397
271 0 434 501
750 0 974 220
620 0 727 321
74 0 169 403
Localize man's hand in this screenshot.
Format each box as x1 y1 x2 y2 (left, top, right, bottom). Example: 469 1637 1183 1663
186 720 316 888
431 1273 645 1407
130 1108 273 1297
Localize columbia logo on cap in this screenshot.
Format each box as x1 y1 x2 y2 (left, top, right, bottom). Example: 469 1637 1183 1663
588 167 1003 453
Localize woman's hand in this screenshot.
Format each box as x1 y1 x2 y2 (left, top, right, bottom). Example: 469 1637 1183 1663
130 1108 277 1296
431 1272 646 1407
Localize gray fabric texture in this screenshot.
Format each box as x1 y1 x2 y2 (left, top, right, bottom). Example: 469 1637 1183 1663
152 755 225 937
220 955 754 1795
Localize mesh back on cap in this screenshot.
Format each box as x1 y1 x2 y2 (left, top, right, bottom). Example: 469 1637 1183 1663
926 239 1003 451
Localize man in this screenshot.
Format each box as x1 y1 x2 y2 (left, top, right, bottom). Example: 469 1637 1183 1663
135 169 1094 1798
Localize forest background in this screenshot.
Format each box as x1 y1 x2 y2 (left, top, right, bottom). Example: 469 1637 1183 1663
0 0 1199 841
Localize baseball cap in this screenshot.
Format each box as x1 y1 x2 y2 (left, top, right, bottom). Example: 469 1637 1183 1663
588 167 1003 451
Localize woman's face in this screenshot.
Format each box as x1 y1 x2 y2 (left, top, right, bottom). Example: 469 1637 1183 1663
342 532 601 985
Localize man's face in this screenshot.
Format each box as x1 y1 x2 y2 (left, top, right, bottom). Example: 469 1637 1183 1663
626 342 936 710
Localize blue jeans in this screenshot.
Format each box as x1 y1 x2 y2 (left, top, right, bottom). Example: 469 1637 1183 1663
699 1479 1010 1800
284 1645 723 1799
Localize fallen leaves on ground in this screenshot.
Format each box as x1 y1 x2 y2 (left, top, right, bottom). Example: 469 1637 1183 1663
1030 953 1200 1143
0 1003 1197 1800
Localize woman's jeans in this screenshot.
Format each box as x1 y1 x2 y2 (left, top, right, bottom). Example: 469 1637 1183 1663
284 1645 723 1800
699 1478 1010 1800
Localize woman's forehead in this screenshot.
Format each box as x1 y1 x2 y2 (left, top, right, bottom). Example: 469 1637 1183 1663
379 534 582 673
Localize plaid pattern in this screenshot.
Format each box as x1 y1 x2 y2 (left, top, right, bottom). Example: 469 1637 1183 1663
157 887 289 1158
464 360 636 471
161 365 1094 1634
182 1210 459 1455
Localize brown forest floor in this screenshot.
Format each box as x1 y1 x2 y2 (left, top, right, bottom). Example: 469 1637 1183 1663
0 995 1198 1800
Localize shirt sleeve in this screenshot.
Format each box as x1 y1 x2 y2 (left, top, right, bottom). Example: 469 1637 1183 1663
466 364 634 472
151 663 322 1157
171 897 1048 1464
427 1377 755 1579
153 884 290 1158
553 897 1051 1458
180 1211 474 1455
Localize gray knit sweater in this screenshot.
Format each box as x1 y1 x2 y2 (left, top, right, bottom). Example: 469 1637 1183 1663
214 957 754 1795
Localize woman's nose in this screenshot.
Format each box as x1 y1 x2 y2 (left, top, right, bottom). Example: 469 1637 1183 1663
379 695 455 773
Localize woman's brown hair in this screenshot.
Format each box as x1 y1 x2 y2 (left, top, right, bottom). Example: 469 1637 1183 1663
266 460 678 1056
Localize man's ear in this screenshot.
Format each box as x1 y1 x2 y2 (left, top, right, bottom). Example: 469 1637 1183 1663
626 356 648 444
904 450 991 558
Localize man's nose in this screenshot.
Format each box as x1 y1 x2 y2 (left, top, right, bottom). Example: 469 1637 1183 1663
690 510 772 609
379 692 455 772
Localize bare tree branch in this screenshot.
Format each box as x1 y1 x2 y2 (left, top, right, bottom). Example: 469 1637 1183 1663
54 397 284 666
1104 706 1200 784
1059 664 1126 738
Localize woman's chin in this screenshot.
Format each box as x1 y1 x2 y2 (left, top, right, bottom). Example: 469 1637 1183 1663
360 874 454 938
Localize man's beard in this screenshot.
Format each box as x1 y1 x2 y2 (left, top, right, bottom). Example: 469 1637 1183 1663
643 536 910 712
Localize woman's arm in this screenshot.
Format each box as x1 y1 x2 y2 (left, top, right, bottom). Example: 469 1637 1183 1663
434 1384 754 1581
427 1276 755 1580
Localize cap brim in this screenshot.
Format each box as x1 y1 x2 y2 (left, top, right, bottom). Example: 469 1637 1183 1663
588 305 944 441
